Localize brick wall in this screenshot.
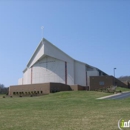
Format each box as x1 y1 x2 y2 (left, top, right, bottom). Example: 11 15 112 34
50 83 71 92
9 83 50 96
90 76 128 90
70 85 86 91
9 83 87 96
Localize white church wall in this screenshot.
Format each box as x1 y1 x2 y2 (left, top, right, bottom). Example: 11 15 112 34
23 68 31 84
18 78 23 85
32 56 65 84
87 70 99 77
44 40 75 85
67 61 75 85
74 61 86 86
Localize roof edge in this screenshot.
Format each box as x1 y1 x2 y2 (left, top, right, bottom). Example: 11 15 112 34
26 39 44 68
43 38 74 61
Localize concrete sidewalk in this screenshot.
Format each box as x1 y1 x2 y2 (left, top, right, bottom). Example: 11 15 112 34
97 91 130 99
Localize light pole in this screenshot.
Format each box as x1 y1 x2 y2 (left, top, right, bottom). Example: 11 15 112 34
114 68 116 77
113 68 116 86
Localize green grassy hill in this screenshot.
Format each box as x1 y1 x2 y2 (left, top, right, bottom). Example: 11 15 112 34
0 91 130 130
116 86 130 92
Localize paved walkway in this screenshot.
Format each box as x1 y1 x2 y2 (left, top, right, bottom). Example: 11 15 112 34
97 91 130 99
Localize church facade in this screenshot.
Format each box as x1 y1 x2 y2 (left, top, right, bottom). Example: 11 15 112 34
18 38 107 87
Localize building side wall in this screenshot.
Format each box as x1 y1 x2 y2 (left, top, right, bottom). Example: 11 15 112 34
67 61 75 85
87 70 99 77
70 85 86 91
44 41 75 85
23 68 31 84
9 83 50 96
32 56 65 84
74 61 86 86
90 76 113 90
9 83 87 96
90 76 128 90
50 83 71 92
87 70 99 86
18 78 23 85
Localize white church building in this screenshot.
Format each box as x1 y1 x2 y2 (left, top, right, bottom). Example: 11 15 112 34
18 38 107 87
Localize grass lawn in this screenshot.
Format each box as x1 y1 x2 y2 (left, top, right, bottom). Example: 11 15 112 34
0 91 130 130
116 86 130 92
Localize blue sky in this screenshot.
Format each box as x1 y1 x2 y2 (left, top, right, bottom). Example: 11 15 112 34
0 0 130 87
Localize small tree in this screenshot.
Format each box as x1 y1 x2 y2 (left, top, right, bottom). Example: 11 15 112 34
0 84 8 94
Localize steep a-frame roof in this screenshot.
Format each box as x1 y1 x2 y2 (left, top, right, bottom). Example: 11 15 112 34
23 38 107 75
43 38 74 60
23 38 74 72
